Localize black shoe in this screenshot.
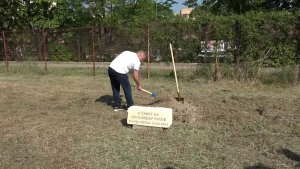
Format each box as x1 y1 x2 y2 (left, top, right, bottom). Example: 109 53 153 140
125 106 132 113
114 106 123 112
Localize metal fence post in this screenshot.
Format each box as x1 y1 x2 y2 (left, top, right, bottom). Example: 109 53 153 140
298 61 300 84
147 25 150 79
43 28 48 74
2 31 9 72
92 26 96 77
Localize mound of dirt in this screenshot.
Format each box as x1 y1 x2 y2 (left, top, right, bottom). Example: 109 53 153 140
149 93 203 124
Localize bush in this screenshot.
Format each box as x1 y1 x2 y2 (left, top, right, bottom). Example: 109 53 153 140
260 67 298 85
52 45 74 61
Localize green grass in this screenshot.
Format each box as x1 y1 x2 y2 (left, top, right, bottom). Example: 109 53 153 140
0 65 299 168
2 61 298 85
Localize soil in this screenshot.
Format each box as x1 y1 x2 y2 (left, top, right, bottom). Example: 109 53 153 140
133 92 202 123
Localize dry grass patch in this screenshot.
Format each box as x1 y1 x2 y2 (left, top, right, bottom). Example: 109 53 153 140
0 68 299 169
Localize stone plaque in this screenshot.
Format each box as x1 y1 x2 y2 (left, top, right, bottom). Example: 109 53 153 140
127 106 172 128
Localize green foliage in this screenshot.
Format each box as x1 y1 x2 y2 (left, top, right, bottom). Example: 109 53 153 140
260 67 298 85
1 0 299 72
101 54 115 62
194 64 215 80
183 0 198 8
51 45 74 61
199 0 299 15
0 0 28 30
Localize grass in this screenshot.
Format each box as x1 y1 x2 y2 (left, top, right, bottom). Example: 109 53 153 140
0 64 300 168
1 62 298 85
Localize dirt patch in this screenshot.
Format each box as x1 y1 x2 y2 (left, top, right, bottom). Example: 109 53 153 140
1 73 300 169
136 92 203 124
154 93 171 102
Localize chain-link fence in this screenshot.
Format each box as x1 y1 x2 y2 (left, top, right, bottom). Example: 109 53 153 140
1 24 298 63
0 26 151 61
0 18 299 82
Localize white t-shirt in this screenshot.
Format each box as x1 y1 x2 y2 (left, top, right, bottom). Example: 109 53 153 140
109 51 141 74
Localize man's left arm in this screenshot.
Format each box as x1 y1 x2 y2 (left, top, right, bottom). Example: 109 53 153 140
133 70 141 90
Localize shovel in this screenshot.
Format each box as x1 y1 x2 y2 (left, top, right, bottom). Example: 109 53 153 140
141 88 157 97
132 85 157 97
170 44 184 103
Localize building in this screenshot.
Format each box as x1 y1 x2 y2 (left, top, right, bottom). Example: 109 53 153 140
180 8 194 19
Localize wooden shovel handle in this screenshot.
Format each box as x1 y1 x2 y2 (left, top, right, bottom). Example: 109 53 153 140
141 89 152 95
170 44 180 93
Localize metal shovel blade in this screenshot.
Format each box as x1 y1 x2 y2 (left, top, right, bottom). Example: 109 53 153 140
175 92 184 103
175 97 184 103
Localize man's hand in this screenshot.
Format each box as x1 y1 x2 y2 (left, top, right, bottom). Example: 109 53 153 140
137 85 142 90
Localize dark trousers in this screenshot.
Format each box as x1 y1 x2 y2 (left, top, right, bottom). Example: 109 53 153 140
108 67 133 108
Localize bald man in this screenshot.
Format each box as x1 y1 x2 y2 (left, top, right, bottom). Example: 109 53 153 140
108 51 146 111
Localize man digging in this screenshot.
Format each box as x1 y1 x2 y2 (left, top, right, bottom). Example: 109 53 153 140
108 51 146 112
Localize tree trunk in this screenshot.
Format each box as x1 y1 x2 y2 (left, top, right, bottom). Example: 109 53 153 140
20 33 25 61
16 47 21 61
0 48 4 61
31 29 42 61
102 0 105 18
236 43 240 66
214 41 221 82
214 57 219 81
204 41 207 63
22 45 25 61
98 27 102 61
57 35 60 59
204 34 208 63
36 30 42 61
204 23 211 63
174 48 178 63
235 20 241 81
77 39 81 62
236 44 241 81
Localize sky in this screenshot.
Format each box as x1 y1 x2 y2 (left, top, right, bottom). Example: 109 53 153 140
170 0 202 13
171 0 188 13
83 0 196 14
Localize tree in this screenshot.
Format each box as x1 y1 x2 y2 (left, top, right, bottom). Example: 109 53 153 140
0 0 28 31
197 0 300 16
183 0 198 8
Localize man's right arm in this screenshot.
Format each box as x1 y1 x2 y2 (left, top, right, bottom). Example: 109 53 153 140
133 70 141 90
